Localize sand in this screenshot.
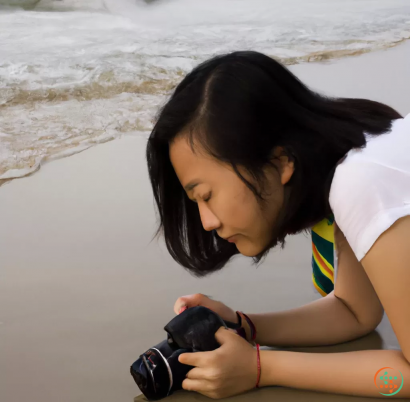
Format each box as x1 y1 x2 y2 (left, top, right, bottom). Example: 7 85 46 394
0 42 409 402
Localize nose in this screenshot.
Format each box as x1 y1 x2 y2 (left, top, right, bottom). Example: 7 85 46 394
198 203 221 232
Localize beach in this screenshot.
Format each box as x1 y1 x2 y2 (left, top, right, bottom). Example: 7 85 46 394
1 39 410 402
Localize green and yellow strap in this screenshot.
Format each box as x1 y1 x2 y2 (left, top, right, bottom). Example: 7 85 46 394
311 216 335 297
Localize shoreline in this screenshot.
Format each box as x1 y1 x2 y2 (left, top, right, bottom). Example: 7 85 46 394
1 39 409 188
278 36 410 66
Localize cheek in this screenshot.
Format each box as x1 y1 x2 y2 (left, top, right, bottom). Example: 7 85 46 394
219 186 262 230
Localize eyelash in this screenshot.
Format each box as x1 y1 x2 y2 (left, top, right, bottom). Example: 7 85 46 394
192 192 212 203
204 193 212 202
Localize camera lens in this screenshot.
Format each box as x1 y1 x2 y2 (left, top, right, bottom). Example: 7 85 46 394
130 348 172 401
131 367 148 392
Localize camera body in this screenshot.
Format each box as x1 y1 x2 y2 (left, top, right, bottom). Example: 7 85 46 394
130 306 241 400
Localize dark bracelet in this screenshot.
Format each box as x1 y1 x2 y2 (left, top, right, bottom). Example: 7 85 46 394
241 312 257 342
236 311 257 343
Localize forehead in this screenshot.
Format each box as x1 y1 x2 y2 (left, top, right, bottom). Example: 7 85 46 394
169 136 200 165
169 136 224 185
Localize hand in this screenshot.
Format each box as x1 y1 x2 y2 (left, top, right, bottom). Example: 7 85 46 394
174 293 238 323
179 327 258 399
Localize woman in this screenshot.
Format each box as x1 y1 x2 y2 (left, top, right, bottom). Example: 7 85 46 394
146 51 410 399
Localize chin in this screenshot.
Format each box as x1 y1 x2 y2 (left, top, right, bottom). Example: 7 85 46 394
236 240 264 257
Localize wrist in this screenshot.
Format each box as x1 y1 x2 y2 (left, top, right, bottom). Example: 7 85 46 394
258 350 279 388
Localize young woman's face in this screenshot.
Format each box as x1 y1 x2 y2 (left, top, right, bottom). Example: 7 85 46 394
169 136 294 257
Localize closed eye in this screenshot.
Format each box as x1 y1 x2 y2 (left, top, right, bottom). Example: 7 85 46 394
204 192 212 202
190 192 212 203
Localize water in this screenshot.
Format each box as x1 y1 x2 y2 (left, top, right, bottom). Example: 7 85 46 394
1 0 409 182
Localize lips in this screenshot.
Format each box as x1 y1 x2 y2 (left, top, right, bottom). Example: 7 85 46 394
226 235 238 243
217 233 239 242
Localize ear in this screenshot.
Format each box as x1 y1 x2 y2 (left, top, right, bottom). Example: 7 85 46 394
271 147 295 185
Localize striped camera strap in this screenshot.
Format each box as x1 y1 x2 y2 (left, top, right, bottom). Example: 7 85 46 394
311 216 335 297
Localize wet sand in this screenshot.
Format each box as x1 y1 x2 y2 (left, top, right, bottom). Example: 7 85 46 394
1 42 409 402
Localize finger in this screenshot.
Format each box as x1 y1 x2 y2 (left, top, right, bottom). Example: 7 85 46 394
178 351 212 367
186 367 208 380
182 378 212 393
173 297 187 315
179 306 188 314
174 294 206 315
214 326 236 345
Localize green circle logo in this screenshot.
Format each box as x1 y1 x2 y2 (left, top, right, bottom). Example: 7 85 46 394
374 367 404 396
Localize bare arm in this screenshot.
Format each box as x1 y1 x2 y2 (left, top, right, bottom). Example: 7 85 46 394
258 217 410 398
248 291 368 347
259 348 410 398
248 224 384 347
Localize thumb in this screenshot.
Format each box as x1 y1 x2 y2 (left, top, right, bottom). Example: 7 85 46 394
174 294 207 315
174 296 191 315
215 326 235 345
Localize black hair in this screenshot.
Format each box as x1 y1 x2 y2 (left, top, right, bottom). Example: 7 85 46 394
146 50 401 277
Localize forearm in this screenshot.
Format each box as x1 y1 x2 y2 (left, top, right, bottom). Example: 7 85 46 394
247 292 372 347
260 348 410 398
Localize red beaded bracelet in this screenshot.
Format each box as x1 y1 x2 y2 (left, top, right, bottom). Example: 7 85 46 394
256 344 261 388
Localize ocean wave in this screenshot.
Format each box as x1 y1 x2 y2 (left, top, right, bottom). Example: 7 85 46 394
1 75 178 107
1 0 410 183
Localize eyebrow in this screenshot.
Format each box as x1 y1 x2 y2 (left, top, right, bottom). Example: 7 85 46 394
184 181 202 192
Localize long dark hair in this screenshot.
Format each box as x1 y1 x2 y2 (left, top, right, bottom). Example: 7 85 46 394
146 50 401 277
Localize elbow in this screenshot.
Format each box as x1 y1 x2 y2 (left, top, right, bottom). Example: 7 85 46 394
360 309 384 334
334 292 384 334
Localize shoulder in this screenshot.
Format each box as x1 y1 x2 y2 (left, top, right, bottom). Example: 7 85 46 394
329 116 410 261
330 114 410 210
329 158 378 255
329 155 377 207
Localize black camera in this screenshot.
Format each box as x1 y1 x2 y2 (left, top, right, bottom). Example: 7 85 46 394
130 306 242 400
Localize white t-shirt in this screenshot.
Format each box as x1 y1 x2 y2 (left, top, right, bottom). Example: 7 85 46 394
329 113 410 262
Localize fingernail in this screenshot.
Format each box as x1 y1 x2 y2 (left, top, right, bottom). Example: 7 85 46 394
179 306 188 314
